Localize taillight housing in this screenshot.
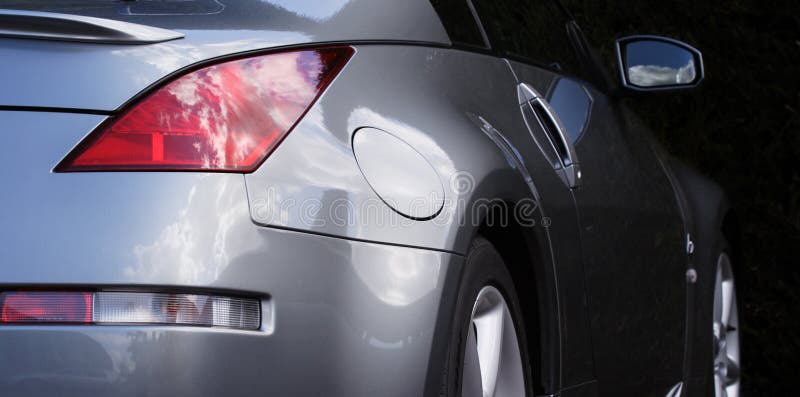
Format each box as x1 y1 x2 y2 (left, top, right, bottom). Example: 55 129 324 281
0 291 262 330
56 46 354 172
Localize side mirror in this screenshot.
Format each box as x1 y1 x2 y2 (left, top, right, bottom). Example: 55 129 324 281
615 35 704 91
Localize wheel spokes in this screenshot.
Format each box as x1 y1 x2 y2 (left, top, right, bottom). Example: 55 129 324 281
724 357 740 387
714 373 727 397
473 296 505 396
463 286 526 397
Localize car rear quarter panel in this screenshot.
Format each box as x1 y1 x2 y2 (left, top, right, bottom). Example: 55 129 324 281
244 45 536 254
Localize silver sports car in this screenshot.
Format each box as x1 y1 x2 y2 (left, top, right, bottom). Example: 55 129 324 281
0 1 740 396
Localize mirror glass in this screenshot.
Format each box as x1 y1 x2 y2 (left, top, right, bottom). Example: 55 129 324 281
623 40 698 88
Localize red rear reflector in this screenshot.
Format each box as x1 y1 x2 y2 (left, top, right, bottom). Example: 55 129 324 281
56 46 354 172
1 292 92 324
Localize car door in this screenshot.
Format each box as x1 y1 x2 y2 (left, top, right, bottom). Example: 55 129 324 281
472 1 689 395
567 79 689 395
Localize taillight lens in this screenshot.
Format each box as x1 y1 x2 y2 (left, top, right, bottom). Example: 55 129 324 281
56 46 354 172
1 292 92 323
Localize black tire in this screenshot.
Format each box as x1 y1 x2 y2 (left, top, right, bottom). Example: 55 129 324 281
441 236 534 396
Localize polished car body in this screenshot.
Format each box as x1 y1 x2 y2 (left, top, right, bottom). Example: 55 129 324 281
0 1 737 396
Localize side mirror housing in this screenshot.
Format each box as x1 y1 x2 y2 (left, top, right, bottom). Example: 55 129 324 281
615 35 704 91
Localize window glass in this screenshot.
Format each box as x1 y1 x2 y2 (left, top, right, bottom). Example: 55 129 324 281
429 0 487 48
473 0 580 73
547 77 593 143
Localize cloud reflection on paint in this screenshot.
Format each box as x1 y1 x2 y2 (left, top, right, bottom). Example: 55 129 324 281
112 31 311 74
260 0 350 21
124 176 258 285
352 246 442 306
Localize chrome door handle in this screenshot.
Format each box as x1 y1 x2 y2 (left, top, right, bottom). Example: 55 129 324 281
517 83 582 188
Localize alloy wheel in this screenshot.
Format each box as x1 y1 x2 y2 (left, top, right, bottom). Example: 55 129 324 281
462 286 526 397
713 253 741 397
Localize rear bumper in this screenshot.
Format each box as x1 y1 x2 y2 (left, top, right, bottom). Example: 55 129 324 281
0 227 459 396
0 111 460 396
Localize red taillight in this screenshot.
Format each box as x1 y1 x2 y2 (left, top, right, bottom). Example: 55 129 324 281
1 292 92 323
56 46 354 172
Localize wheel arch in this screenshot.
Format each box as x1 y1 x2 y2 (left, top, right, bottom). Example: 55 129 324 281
476 202 560 396
668 158 740 390
421 121 565 395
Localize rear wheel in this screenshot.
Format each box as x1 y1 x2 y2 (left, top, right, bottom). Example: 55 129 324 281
444 237 532 397
713 251 741 397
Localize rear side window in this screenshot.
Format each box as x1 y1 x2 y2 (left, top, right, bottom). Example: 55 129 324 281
429 0 487 49
472 0 580 73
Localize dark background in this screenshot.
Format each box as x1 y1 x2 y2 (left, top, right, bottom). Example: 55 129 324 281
562 0 799 394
